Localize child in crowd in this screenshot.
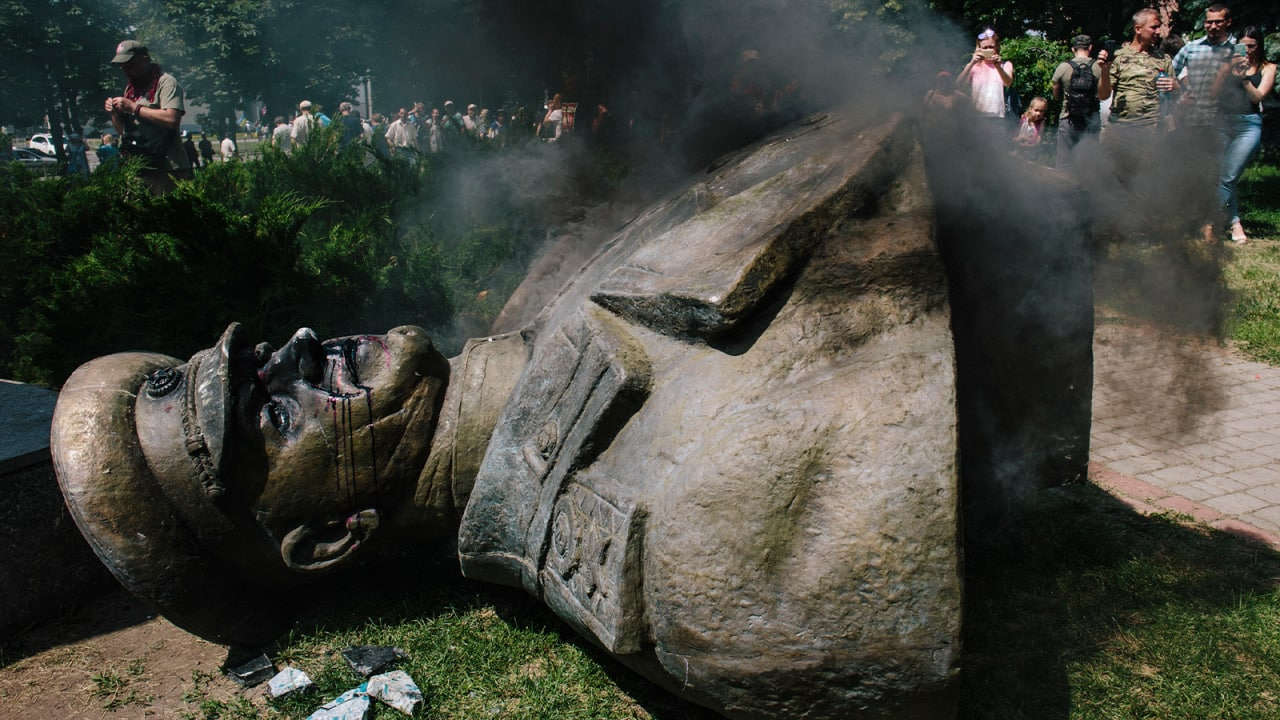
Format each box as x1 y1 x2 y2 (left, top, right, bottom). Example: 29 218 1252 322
1014 96 1048 147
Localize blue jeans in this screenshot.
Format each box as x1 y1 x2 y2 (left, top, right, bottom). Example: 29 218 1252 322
1220 113 1263 225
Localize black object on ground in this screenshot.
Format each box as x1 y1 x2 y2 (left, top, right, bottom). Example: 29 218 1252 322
224 651 275 687
341 646 407 677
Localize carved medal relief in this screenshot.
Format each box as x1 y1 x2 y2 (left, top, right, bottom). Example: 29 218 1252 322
540 479 647 654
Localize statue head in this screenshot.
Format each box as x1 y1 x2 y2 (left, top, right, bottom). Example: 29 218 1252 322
52 323 448 645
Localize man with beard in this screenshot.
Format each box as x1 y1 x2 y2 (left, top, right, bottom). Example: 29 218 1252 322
1171 4 1238 242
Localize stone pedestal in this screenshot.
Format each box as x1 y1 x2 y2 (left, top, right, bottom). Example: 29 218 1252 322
0 380 117 639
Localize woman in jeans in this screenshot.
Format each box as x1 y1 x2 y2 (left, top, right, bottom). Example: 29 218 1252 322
1220 26 1275 244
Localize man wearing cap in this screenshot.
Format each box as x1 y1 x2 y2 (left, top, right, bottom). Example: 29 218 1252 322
1051 34 1111 170
104 40 190 193
292 100 315 146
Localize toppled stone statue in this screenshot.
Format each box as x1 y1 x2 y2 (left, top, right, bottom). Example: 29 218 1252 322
51 108 1093 719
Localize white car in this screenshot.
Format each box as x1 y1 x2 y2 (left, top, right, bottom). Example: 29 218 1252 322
27 133 58 156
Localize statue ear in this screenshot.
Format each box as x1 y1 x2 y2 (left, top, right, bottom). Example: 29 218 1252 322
280 509 379 572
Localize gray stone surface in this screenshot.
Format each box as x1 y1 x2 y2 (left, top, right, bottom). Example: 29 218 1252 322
0 379 58 473
2 379 120 638
1092 323 1280 538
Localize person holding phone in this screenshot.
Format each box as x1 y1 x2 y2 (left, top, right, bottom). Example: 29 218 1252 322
1216 25 1276 243
957 28 1014 120
1102 9 1175 142
1171 4 1238 241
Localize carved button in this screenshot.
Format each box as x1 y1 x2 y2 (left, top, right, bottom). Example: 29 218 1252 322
145 367 182 398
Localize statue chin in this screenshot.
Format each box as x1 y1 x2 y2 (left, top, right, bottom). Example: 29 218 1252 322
53 105 1096 720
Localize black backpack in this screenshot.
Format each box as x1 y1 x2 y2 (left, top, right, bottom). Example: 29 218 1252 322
1064 59 1099 129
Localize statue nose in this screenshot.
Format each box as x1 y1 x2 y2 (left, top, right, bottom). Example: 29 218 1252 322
261 328 324 391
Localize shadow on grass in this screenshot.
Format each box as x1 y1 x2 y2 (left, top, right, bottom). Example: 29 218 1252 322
9 483 1277 718
1240 163 1280 239
961 483 1280 719
275 539 717 720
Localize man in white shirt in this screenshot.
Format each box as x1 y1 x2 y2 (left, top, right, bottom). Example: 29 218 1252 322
270 116 291 153
219 133 236 161
292 100 315 146
385 107 416 154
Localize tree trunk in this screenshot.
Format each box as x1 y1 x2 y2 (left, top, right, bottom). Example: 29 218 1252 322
41 66 66 164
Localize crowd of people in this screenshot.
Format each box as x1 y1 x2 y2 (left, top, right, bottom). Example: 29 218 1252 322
946 3 1276 244
262 92 580 159
92 36 596 196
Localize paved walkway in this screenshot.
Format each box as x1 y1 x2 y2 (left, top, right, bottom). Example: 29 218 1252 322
1090 321 1280 547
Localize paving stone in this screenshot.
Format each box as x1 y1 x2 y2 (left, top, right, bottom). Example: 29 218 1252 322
1191 458 1233 475
1226 415 1280 433
1132 435 1179 452
1163 482 1215 502
1201 475 1247 494
1090 431 1125 447
1213 449 1273 470
1244 505 1280 531
1216 407 1257 422
1091 328 1280 545
1107 455 1167 476
1219 432 1280 450
1093 443 1146 461
1108 413 1150 431
1210 517 1280 547
1248 485 1280 505
1179 442 1226 460
1155 495 1221 522
1149 464 1214 484
1228 466 1280 488
1205 491 1270 516
1252 443 1280 461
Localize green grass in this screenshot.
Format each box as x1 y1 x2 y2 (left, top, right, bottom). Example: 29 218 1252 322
195 548 709 720
1239 161 1280 240
1227 161 1280 365
91 660 154 711
1225 240 1280 365
1093 157 1280 366
176 486 1280 719
962 485 1280 719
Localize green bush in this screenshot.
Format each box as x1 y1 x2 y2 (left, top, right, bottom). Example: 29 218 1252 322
999 35 1072 123
0 133 540 387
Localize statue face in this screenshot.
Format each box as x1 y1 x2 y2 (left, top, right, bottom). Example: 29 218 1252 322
228 325 447 570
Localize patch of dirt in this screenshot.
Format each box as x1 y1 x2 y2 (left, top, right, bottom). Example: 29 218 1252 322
0 590 249 719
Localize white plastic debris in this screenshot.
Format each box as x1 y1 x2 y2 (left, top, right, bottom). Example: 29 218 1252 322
366 670 423 716
306 683 370 720
267 666 313 698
